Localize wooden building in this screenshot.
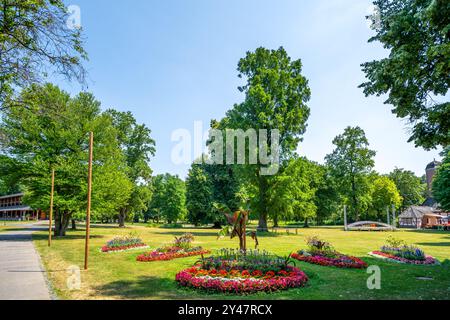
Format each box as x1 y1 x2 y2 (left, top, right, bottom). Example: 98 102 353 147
0 193 45 221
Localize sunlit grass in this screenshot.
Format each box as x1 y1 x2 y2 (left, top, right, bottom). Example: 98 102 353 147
32 223 450 300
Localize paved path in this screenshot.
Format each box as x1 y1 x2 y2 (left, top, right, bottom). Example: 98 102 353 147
0 222 52 300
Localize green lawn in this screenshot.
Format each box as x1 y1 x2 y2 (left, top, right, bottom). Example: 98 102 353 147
32 224 450 300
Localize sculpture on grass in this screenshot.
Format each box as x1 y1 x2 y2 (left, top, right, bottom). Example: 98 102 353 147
214 203 258 252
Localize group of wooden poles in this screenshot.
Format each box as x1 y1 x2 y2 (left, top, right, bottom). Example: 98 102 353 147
47 132 94 271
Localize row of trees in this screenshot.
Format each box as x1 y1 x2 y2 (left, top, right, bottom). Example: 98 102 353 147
0 84 155 235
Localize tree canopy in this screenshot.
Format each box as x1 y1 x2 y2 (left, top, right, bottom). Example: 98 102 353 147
0 1 87 107
433 148 450 210
360 0 450 150
326 126 376 221
389 168 426 210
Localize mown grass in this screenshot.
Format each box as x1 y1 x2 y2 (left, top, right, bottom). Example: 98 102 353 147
32 223 450 300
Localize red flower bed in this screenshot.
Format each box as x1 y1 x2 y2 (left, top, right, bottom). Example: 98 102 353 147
370 251 438 265
137 249 210 262
175 266 308 294
101 243 148 253
292 252 367 269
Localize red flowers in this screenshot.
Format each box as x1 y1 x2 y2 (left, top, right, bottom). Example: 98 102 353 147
175 266 309 294
370 251 438 265
137 249 210 262
292 252 367 269
101 243 148 253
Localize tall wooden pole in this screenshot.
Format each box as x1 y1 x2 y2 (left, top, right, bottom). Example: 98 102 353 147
84 132 94 270
48 169 55 247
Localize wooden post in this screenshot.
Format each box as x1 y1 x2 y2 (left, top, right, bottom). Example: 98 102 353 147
344 205 348 231
84 132 94 270
48 169 55 247
386 206 390 225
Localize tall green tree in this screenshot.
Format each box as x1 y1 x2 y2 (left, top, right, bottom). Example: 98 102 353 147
369 176 402 220
325 126 377 221
148 174 186 224
314 164 341 225
433 148 450 210
106 110 155 227
216 47 311 231
0 84 131 236
267 157 320 227
388 168 426 211
360 0 450 150
0 1 87 107
186 163 213 226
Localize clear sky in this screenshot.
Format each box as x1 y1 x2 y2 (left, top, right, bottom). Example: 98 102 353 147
60 0 442 179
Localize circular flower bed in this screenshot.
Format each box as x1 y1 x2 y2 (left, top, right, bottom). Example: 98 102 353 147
137 248 210 262
101 243 149 253
291 252 367 269
368 251 439 265
175 266 308 294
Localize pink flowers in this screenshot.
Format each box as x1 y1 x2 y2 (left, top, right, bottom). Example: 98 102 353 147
292 252 368 269
370 251 438 265
175 266 308 294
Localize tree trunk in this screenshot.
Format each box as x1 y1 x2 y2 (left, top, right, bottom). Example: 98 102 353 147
54 210 71 237
71 219 76 230
212 221 222 229
273 215 279 228
257 176 269 232
304 218 309 228
351 177 359 221
118 208 127 228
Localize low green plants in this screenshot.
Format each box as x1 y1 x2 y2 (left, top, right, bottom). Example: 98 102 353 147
102 232 147 253
380 237 426 261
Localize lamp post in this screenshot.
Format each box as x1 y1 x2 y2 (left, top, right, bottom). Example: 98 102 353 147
84 132 94 270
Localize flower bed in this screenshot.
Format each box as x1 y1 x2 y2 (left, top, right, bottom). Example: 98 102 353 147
137 248 210 261
137 233 209 262
175 266 308 294
369 236 439 265
291 235 367 269
291 252 367 269
101 233 148 253
368 251 439 265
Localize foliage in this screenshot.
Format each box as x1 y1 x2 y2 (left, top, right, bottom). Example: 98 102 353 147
325 126 376 221
186 163 214 226
147 174 187 224
174 233 194 250
0 84 131 236
0 0 87 107
389 168 426 210
101 232 147 252
360 0 450 149
214 46 311 231
267 157 320 226
380 236 426 261
369 176 402 219
433 148 450 210
106 110 155 227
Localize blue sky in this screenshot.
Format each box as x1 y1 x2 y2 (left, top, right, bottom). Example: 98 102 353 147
59 0 441 178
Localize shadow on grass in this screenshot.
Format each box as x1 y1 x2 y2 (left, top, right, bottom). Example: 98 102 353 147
32 233 104 241
94 276 184 299
416 242 450 247
404 229 450 235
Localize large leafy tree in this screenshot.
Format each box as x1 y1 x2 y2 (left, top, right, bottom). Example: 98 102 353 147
185 163 213 226
0 84 131 236
217 47 311 231
148 174 186 224
106 110 155 227
388 168 426 210
267 157 320 227
325 126 377 221
0 0 87 107
314 165 341 225
433 148 450 210
360 0 450 150
369 176 402 220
